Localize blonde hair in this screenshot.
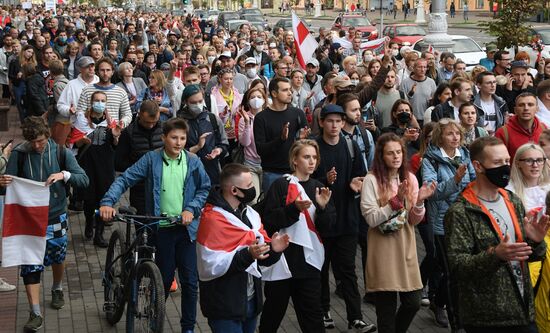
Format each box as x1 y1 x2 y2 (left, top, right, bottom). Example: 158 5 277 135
510 143 550 205
149 69 167 89
289 139 321 172
342 56 357 68
431 118 465 148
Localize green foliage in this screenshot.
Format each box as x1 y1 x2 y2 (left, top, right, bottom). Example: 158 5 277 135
479 0 544 50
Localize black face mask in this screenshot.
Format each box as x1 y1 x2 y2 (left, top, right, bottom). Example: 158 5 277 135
235 186 256 205
128 59 136 66
397 112 411 124
482 164 510 188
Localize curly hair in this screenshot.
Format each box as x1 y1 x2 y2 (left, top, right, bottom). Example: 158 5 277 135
21 116 50 141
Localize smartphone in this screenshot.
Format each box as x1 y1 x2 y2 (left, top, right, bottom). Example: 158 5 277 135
2 139 13 150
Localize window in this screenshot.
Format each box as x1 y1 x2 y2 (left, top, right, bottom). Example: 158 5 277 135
476 0 483 9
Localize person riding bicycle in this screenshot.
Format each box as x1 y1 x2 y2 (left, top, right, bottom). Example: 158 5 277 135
99 118 211 333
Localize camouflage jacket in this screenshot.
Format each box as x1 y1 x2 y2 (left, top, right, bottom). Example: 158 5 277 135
444 181 546 328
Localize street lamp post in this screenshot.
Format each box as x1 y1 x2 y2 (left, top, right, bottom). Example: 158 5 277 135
423 0 454 52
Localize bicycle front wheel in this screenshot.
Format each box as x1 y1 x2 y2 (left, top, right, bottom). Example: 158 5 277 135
133 261 166 333
104 229 126 325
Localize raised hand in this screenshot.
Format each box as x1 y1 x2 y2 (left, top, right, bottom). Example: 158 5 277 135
417 180 437 203
454 164 467 184
494 234 532 262
350 176 364 193
397 179 409 202
315 187 332 210
294 198 312 212
281 122 290 141
270 232 290 253
326 167 337 185
249 241 270 259
197 132 212 149
524 213 550 243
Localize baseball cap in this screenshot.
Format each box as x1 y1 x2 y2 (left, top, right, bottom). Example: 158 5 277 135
331 42 342 51
219 50 232 59
320 104 346 119
245 57 257 65
333 76 353 90
76 56 95 68
486 43 498 53
254 37 265 44
510 60 529 70
181 84 202 101
306 58 319 67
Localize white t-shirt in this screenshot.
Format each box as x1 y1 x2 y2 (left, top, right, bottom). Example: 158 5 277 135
480 98 496 132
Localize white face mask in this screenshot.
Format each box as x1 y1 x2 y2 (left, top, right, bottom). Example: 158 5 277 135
350 79 359 86
249 96 265 109
207 56 216 64
364 54 374 62
391 49 399 57
255 45 264 53
246 68 257 78
188 102 204 115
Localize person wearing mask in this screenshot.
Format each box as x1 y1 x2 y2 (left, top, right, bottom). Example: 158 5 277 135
495 93 547 161
360 132 436 333
0 117 89 332
115 101 164 215
459 102 490 146
116 62 147 116
422 118 476 329
312 104 377 333
473 71 508 135
253 77 308 192
177 84 229 185
198 163 289 333
75 57 132 127
100 118 211 333
431 77 475 123
205 50 249 94
259 139 335 333
245 37 270 76
497 61 537 111
493 50 512 76
401 58 437 125
382 99 421 156
243 57 268 87
238 88 267 201
445 136 550 333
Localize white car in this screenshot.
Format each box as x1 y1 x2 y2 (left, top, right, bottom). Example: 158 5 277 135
413 35 486 71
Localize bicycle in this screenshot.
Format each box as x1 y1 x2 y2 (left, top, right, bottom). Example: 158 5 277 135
100 206 181 333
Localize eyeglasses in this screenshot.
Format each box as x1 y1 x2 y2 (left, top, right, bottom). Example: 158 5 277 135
519 158 547 166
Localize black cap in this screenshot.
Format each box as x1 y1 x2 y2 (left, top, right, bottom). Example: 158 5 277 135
510 60 529 70
320 104 345 119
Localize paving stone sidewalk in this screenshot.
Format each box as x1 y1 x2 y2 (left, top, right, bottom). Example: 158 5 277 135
0 108 449 333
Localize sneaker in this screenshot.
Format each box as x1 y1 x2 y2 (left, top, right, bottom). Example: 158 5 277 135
348 319 377 333
0 277 16 292
24 312 43 332
51 289 65 309
431 305 449 328
170 278 178 292
323 312 335 329
421 287 430 306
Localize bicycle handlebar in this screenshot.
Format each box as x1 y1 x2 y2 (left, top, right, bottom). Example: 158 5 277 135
95 207 182 226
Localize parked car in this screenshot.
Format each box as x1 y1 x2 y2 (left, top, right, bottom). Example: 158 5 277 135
238 8 263 16
225 19 251 33
193 9 207 18
207 9 220 22
218 11 241 29
242 13 269 31
383 24 426 46
413 35 486 71
331 14 378 41
273 18 313 32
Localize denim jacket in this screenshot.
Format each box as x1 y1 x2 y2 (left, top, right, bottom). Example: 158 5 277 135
100 149 211 240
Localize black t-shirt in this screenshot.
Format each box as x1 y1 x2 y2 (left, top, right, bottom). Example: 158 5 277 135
253 106 307 173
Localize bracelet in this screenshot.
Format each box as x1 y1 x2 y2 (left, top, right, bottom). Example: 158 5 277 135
414 201 425 209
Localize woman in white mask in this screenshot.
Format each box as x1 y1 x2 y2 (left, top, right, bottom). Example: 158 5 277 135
237 87 268 202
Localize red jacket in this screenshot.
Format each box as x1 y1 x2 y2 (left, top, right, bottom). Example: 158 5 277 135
495 115 546 161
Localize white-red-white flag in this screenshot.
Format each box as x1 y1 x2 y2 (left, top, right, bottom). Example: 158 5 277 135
292 11 318 69
428 44 434 53
2 176 49 267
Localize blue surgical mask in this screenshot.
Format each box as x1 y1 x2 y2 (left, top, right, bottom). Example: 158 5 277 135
59 36 67 43
92 101 106 114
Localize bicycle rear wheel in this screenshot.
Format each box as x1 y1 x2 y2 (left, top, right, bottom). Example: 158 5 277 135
104 229 127 325
133 261 166 333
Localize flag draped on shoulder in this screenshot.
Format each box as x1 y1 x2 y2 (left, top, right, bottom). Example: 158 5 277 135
2 176 50 267
197 204 290 281
292 11 318 69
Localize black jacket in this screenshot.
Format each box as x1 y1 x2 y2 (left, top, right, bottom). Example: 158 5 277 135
431 100 484 127
199 188 281 320
24 73 49 116
115 119 164 172
496 84 537 111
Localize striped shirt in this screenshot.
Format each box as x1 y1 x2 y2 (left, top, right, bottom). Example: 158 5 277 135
76 83 133 127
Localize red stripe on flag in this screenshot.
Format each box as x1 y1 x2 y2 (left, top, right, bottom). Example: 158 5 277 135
285 183 322 242
2 204 49 237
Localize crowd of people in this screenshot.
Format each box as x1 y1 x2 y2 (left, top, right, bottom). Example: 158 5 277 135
1 3 550 333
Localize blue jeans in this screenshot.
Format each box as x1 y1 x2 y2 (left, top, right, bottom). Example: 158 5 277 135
262 171 284 194
154 226 198 331
208 299 257 333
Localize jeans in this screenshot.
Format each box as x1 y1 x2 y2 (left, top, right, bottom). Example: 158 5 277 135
13 83 25 123
208 298 257 333
374 289 422 333
154 225 198 331
321 234 362 323
261 171 284 194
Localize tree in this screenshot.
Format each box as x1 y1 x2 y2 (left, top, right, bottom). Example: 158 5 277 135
480 0 545 52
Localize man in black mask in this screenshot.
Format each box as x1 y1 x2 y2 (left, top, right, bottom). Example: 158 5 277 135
445 136 550 333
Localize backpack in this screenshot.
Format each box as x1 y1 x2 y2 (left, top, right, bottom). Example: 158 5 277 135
17 143 70 196
207 112 220 141
415 155 439 187
343 128 371 170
